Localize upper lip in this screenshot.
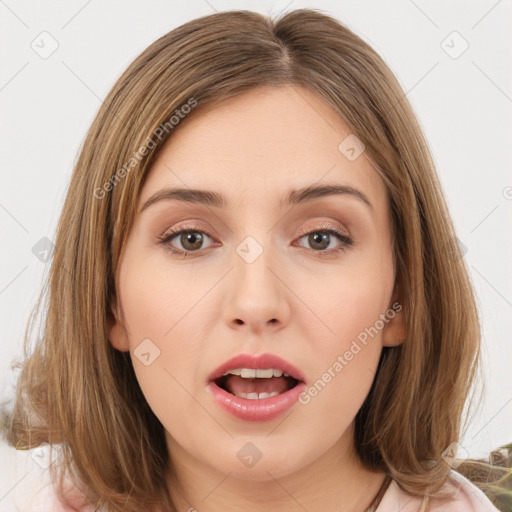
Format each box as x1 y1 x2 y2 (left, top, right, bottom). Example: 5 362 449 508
207 353 306 384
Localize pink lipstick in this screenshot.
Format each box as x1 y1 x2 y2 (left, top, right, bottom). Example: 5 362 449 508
206 353 307 422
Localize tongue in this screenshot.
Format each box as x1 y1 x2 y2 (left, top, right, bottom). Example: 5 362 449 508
224 375 291 396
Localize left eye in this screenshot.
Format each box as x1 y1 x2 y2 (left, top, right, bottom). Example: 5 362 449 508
157 224 353 256
295 227 353 254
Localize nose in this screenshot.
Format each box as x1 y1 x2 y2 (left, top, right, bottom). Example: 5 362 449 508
222 236 291 334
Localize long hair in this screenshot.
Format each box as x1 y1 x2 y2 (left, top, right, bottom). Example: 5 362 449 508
3 8 509 511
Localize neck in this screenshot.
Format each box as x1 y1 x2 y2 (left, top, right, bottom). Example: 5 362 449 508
163 424 387 512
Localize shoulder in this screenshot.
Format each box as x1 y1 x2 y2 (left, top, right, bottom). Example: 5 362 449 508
377 470 500 512
428 470 501 511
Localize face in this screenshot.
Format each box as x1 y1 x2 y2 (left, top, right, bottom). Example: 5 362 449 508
108 84 405 484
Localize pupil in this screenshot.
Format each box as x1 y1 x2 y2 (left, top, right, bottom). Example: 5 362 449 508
183 232 202 250
310 232 328 250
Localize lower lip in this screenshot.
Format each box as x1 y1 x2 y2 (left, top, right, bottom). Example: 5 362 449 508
206 380 307 422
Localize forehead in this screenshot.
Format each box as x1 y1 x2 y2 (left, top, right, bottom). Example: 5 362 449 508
140 85 387 214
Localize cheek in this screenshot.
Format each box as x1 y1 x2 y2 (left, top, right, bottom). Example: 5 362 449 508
122 261 210 439
120 252 205 350
295 287 386 432
118 255 206 406
295 254 393 401
300 253 393 348
307 289 385 397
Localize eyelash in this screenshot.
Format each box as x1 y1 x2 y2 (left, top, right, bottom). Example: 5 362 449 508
157 223 353 258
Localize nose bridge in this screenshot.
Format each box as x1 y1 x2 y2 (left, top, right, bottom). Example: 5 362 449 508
230 192 280 267
234 230 279 289
223 225 289 326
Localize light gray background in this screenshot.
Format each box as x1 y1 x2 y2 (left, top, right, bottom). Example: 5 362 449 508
1 0 511 509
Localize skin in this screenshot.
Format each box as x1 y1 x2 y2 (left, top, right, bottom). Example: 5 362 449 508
108 84 406 511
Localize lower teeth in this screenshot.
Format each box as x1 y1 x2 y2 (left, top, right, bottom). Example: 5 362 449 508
234 391 280 400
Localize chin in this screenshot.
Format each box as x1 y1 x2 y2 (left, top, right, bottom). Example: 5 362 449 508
210 438 314 482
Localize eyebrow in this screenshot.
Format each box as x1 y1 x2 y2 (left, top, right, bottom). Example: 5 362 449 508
139 183 373 214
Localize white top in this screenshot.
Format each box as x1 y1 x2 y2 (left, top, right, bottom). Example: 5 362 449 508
376 469 501 511
9 445 501 511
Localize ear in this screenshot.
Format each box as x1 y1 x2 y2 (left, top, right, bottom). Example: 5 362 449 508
107 301 130 352
381 294 406 348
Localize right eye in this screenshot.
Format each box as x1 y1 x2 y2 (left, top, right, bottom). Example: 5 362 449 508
158 225 216 255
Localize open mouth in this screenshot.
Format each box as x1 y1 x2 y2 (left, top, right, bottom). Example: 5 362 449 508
207 356 308 421
214 369 300 400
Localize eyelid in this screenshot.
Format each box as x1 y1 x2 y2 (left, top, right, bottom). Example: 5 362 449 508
157 218 350 242
295 220 350 238
157 218 218 240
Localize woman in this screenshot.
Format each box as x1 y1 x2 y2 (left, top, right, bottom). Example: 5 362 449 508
3 8 509 511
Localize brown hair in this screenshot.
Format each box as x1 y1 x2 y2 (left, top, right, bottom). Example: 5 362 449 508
2 7 509 511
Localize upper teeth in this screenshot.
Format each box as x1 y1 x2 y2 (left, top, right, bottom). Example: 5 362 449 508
222 368 290 378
